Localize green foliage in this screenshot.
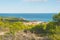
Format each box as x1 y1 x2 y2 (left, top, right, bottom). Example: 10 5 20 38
29 24 47 36
48 13 60 40
0 13 60 40
53 13 60 25
46 22 56 35
0 19 34 34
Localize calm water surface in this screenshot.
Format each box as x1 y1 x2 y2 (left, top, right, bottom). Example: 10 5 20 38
0 13 55 22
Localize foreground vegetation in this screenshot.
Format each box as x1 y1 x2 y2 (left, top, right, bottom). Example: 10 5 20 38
0 13 60 40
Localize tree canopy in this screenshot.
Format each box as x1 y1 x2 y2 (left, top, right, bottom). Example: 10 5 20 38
53 13 60 22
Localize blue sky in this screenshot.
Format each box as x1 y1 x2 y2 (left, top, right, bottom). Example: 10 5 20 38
0 0 60 13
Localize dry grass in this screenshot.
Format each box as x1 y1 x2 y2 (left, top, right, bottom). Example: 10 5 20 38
0 31 49 40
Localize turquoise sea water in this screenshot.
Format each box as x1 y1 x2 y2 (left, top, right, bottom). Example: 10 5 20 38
0 13 55 22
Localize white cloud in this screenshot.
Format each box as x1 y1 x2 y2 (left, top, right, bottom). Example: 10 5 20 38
23 0 48 2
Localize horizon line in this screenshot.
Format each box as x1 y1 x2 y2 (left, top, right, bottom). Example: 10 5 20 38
0 13 56 14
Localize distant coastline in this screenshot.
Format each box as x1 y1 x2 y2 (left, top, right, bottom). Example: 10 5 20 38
0 13 54 22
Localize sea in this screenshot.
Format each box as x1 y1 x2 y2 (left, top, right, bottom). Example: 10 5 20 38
0 13 56 22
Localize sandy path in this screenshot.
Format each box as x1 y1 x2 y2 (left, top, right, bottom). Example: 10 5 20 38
0 32 7 35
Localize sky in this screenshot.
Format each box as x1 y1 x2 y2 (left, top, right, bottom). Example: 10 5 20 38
0 0 60 13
